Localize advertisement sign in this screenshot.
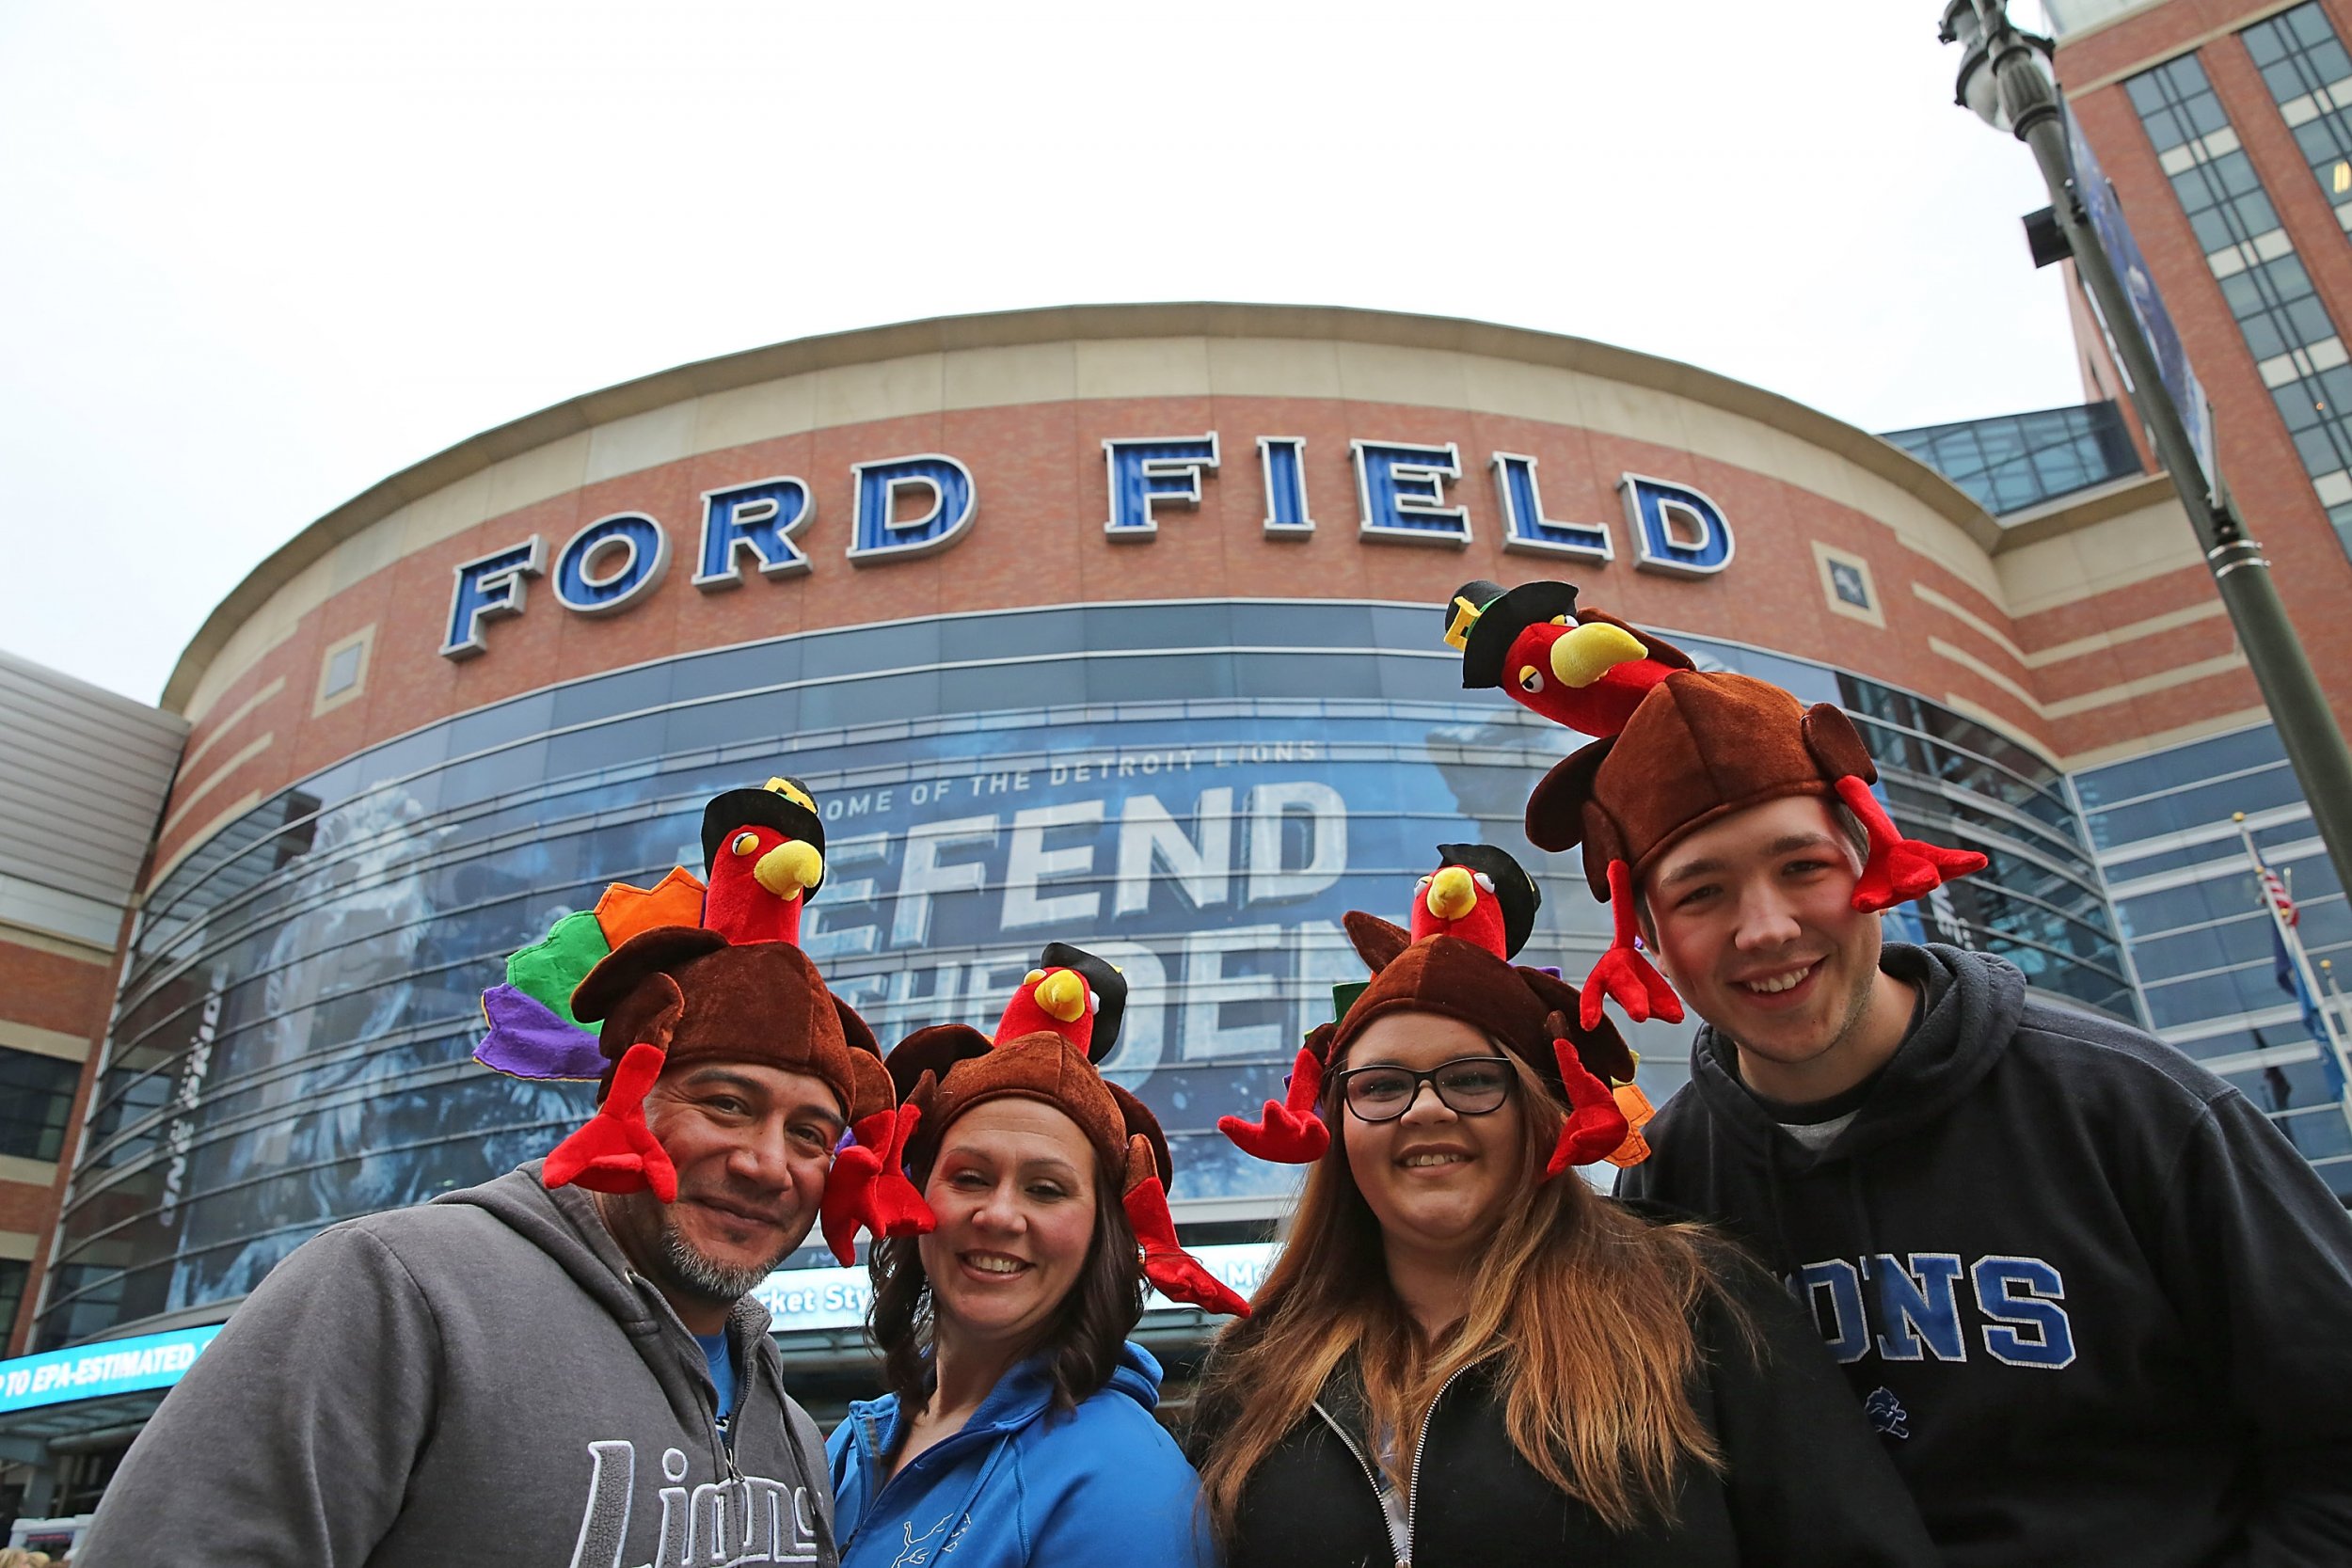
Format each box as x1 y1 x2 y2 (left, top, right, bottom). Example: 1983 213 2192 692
785 705 1617 1204
755 1243 1280 1335
0 1326 221 1415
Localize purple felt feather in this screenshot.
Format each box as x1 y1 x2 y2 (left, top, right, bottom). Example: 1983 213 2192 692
475 983 608 1081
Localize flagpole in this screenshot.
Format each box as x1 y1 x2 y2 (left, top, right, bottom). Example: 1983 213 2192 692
2234 813 2352 1139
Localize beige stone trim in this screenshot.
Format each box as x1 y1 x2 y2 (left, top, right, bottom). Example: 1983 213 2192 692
0 1160 56 1196
2024 598 2229 668
164 304 1999 716
1931 639 2051 716
1994 494 2204 618
2060 705 2277 771
1915 581 2230 670
0 917 114 964
1914 584 2033 668
0 1020 91 1064
2043 652 2247 719
1813 543 1886 629
312 625 375 718
1927 635 2248 721
0 1229 39 1261
159 734 273 842
183 676 285 768
1988 471 2177 550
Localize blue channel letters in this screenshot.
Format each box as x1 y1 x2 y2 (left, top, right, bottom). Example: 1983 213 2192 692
695 477 814 588
1102 436 1220 538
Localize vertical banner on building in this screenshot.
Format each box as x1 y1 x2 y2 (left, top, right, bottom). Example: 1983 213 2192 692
2067 109 2218 498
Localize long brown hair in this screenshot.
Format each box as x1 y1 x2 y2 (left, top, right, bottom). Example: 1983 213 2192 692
1192 1044 1749 1536
867 1142 1146 1418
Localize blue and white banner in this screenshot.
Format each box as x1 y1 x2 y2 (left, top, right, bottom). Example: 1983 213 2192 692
754 1243 1280 1334
0 1325 221 1414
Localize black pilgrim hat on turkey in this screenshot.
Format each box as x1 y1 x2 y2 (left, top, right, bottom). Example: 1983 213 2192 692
1435 841 1543 958
700 776 827 893
1041 940 1127 1058
1444 579 1585 690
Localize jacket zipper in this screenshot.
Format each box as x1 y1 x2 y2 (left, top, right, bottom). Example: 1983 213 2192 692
1402 1366 1472 1567
1309 1400 1397 1566
631 1272 739 1482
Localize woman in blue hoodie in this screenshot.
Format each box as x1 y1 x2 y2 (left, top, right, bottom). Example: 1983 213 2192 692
827 946 1243 1568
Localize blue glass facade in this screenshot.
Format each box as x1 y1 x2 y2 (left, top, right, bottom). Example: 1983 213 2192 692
2077 721 2352 1195
1879 403 2144 517
40 602 2132 1349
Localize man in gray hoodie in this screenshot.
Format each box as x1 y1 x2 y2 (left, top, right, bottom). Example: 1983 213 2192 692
78 926 913 1568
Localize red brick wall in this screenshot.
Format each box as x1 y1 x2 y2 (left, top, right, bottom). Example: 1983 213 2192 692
0 934 121 1356
152 380 2294 880
2056 0 2352 740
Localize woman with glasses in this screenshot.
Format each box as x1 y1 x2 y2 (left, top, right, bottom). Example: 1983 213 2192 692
1187 857 1934 1567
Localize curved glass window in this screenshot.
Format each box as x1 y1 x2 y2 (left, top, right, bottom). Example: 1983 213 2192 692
40 603 2129 1348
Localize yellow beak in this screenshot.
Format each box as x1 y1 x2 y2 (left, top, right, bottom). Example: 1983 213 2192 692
1549 621 1647 689
1425 864 1478 921
754 840 823 898
1035 969 1089 1022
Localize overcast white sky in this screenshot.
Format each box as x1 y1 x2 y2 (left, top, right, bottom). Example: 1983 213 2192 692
0 1 2079 706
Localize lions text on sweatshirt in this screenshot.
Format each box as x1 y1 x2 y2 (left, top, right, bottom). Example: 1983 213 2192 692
1621 944 2352 1567
78 1164 837 1568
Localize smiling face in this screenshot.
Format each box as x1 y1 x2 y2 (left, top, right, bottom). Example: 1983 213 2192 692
598 1061 845 1312
1339 1011 1528 1273
916 1098 1102 1360
1642 792 1913 1102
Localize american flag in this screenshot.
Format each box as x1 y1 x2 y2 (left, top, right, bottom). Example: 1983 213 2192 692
2261 864 2300 927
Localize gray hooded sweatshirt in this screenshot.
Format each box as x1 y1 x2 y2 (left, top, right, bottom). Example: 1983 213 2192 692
77 1163 837 1568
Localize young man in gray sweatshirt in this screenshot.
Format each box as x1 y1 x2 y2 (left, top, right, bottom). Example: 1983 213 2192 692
78 926 914 1568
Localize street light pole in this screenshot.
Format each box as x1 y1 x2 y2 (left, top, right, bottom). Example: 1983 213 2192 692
1944 0 2352 898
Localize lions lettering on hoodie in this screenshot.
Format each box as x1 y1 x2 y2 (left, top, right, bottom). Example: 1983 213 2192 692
78 1164 839 1568
1621 944 2352 1568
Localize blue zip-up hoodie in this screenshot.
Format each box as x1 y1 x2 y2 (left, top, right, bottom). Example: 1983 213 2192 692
827 1341 1212 1568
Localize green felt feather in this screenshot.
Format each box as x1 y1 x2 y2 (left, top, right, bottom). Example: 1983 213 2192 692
504 910 612 1029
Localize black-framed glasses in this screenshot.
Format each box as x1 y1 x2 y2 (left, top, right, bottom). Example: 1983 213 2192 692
1334 1056 1516 1123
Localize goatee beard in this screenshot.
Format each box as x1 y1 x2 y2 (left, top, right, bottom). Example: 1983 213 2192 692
658 1215 790 1304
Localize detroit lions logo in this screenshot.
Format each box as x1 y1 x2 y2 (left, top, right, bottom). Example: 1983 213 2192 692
1793 1253 2075 1370
892 1516 947 1566
1864 1386 1910 1439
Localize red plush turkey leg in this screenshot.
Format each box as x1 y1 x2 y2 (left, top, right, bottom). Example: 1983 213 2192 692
1123 1170 1249 1318
1581 861 1684 1030
860 1102 932 1241
544 1042 678 1201
820 1103 935 1266
1216 1045 1330 1163
1546 1034 1631 1177
1835 776 1989 913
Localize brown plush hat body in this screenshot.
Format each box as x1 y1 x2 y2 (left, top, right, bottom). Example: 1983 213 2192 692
1221 844 1644 1179
538 924 930 1265
570 927 889 1112
1525 670 1987 1030
885 947 1246 1318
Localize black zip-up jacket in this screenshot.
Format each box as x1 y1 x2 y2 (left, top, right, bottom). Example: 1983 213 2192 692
1190 1239 1936 1567
1620 943 2352 1567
